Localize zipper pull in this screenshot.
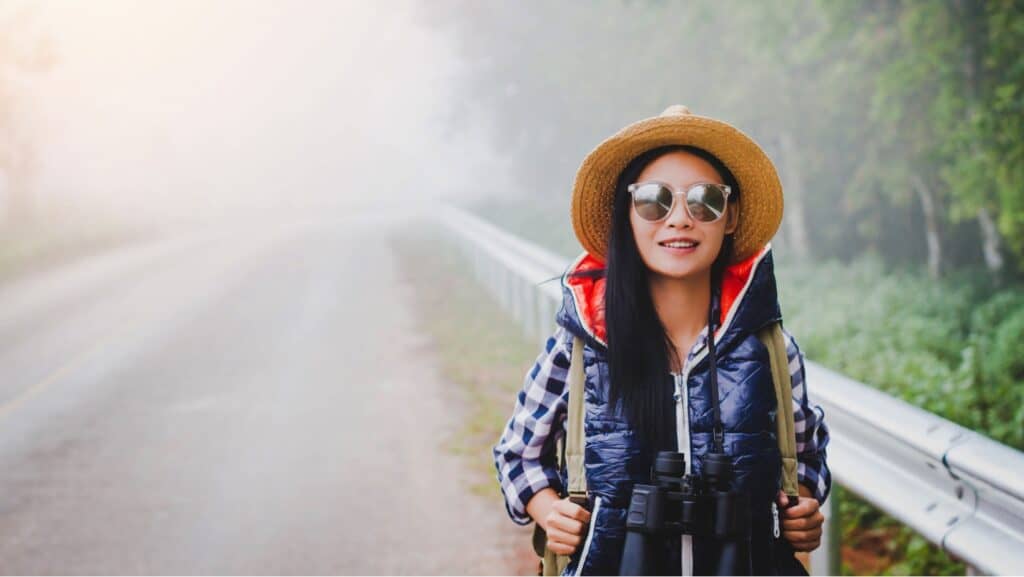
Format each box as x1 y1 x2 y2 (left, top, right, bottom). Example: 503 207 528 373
772 502 781 538
673 374 682 401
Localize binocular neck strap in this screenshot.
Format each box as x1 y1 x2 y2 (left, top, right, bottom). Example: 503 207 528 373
708 288 725 453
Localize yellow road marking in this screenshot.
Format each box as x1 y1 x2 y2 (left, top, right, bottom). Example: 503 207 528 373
0 328 126 420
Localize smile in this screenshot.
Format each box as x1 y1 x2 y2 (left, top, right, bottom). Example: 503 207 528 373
658 238 700 252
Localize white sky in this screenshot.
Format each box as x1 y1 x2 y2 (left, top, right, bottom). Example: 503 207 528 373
5 0 505 225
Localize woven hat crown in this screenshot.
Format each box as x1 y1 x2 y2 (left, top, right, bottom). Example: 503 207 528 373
661 104 692 116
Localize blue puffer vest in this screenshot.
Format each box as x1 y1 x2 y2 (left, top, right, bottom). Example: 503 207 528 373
554 245 803 576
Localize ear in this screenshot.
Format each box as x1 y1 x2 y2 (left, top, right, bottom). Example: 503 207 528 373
724 202 740 235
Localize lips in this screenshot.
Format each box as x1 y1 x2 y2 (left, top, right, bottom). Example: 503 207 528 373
658 237 700 249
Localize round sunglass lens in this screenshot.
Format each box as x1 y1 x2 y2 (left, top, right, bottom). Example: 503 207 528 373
687 184 727 222
633 183 673 221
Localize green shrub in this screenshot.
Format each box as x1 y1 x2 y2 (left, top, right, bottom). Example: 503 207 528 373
470 207 1022 574
777 255 1022 449
776 254 1021 574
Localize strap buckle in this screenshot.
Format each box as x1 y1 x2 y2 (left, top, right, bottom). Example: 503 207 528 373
568 491 589 508
713 422 725 449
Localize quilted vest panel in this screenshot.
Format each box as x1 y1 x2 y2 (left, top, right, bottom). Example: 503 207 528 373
553 246 798 576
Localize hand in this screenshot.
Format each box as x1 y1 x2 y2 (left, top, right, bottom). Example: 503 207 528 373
777 490 823 552
543 498 592 555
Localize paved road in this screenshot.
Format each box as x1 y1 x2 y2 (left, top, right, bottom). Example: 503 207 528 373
0 212 522 574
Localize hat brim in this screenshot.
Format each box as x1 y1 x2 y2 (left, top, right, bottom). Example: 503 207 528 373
571 113 783 264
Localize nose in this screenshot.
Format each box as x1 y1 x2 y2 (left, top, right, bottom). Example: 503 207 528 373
665 193 693 229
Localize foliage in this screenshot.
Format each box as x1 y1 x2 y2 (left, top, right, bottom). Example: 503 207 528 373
776 254 1021 574
425 1 1024 573
776 254 1024 450
424 0 1024 279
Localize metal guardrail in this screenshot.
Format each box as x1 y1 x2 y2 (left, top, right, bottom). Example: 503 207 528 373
437 205 1024 576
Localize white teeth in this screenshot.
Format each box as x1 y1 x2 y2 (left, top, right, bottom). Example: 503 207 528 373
662 241 697 248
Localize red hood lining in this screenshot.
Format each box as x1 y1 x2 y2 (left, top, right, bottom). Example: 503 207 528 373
563 246 770 347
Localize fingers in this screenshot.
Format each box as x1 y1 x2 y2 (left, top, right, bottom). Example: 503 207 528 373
782 511 824 531
782 517 812 531
776 490 800 509
546 526 583 548
783 496 820 518
544 498 592 556
781 496 824 551
784 516 822 552
783 526 822 544
546 540 576 555
553 499 592 524
548 513 585 536
788 539 821 552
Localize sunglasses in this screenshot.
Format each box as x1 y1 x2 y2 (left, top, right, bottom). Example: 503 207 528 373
628 181 732 223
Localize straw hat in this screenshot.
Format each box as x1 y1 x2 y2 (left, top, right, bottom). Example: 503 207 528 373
570 104 783 264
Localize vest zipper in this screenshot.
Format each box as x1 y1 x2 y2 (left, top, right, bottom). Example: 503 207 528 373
574 496 601 576
676 344 710 577
673 371 690 576
772 501 781 538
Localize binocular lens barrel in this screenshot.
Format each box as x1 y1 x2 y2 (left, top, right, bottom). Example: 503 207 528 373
654 451 686 477
619 451 753 576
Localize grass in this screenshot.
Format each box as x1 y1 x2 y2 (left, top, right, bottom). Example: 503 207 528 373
390 222 540 499
393 215 985 575
0 214 149 283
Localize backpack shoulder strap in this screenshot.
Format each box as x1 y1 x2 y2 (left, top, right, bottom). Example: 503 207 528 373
536 335 587 576
757 322 799 503
565 336 588 503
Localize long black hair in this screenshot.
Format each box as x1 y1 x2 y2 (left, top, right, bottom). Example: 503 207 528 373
598 144 741 450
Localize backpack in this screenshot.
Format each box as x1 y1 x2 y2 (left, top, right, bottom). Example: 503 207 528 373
531 322 799 576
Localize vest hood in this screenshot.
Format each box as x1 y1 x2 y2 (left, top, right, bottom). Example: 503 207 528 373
556 244 783 357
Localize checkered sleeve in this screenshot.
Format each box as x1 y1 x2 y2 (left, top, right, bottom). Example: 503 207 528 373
783 327 832 505
493 325 573 525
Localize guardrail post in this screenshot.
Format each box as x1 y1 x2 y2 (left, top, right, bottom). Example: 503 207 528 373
811 485 842 575
497 263 504 305
537 294 552 349
504 266 514 313
523 281 536 341
515 273 524 326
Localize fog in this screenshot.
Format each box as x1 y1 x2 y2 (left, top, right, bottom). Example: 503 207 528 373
5 0 508 229
0 3 1021 574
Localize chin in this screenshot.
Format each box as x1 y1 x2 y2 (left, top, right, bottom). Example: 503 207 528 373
643 248 718 280
648 260 706 280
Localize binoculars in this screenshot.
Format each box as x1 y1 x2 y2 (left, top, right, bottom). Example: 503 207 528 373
619 450 752 576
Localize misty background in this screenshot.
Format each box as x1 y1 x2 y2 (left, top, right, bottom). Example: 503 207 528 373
0 0 511 233
0 1 1022 575
3 0 1023 278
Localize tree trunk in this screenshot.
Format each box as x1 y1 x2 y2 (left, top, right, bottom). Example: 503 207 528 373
777 130 810 258
911 174 942 279
954 0 1006 278
977 207 1005 277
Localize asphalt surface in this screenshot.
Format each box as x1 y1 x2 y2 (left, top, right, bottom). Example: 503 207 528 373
0 212 523 574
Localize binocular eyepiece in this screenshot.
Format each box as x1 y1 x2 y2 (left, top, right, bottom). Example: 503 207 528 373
619 451 752 576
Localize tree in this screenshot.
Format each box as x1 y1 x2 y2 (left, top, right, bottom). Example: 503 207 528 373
424 0 1024 276
818 0 1024 278
0 5 54 227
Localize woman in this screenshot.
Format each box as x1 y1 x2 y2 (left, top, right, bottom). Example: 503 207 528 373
493 105 831 575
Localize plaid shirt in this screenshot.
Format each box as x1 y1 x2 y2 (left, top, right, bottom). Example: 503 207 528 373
493 324 832 525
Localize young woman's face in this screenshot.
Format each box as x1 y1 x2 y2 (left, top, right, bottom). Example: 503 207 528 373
629 150 739 281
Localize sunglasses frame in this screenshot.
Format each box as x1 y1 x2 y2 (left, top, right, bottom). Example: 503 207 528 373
627 180 733 224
